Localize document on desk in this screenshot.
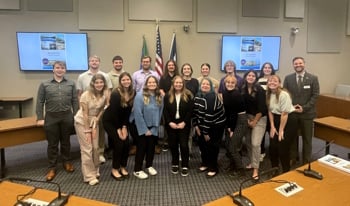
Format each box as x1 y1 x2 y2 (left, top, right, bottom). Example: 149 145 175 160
318 154 350 174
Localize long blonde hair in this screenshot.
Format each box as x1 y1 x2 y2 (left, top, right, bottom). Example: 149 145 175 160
168 75 193 104
266 75 290 107
142 75 162 105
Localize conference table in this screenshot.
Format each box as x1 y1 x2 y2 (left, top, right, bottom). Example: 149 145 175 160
0 117 46 178
205 161 350 206
0 181 116 206
313 116 350 154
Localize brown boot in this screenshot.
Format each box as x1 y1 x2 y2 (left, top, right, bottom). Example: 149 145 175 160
46 169 56 181
129 145 137 155
63 163 74 173
155 145 161 154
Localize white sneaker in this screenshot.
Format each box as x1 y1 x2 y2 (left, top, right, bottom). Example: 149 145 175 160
89 179 99 186
147 167 158 176
133 171 148 179
99 155 106 164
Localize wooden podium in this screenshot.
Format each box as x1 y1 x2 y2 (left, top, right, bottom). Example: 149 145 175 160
0 181 116 206
204 162 350 206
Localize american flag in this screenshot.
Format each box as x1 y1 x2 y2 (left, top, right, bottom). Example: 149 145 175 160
155 25 163 76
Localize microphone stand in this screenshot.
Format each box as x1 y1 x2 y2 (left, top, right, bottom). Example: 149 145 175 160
229 167 279 206
8 177 70 206
231 181 254 206
297 140 334 180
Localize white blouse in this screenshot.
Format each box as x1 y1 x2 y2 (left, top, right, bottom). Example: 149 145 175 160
269 90 295 115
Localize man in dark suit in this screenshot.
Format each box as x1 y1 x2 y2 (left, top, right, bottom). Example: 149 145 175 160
283 57 320 165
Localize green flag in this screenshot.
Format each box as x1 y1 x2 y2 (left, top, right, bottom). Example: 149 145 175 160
140 35 149 69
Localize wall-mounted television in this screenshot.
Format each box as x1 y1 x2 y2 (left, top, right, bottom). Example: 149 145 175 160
221 35 281 71
16 32 89 71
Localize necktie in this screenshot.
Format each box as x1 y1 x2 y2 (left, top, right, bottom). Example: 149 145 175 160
297 75 302 90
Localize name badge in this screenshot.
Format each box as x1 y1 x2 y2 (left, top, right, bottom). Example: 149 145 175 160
304 85 311 89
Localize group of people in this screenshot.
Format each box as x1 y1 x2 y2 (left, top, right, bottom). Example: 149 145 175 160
36 54 319 185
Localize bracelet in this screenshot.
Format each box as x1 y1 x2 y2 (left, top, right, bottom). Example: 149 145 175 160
122 126 127 128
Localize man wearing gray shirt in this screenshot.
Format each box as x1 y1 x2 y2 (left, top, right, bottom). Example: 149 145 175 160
36 61 79 181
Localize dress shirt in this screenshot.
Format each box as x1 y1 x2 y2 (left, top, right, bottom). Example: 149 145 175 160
36 77 79 120
132 69 160 92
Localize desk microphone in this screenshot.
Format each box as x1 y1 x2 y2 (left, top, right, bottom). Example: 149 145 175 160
296 140 334 180
9 177 70 206
228 167 279 206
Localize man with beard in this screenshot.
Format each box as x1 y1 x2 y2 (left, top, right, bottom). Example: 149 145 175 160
108 55 125 90
283 57 320 166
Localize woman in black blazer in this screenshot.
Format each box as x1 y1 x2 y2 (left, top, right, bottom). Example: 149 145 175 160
163 75 193 177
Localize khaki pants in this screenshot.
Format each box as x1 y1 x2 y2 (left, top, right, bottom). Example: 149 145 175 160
75 122 100 182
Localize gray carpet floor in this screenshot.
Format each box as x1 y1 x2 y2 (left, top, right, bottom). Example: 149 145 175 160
3 136 349 206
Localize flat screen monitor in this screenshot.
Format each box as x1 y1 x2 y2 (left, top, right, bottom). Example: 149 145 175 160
16 32 89 71
221 35 281 71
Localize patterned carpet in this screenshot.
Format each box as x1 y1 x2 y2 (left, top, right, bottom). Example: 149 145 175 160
3 136 349 206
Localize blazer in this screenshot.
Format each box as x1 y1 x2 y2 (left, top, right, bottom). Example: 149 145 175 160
283 71 320 119
163 93 193 128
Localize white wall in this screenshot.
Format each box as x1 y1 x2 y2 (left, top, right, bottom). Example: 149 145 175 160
1 0 350 117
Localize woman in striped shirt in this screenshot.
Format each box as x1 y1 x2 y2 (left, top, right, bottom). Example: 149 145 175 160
193 77 226 178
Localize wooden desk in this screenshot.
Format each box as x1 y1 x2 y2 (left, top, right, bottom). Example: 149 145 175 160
0 181 116 206
0 97 33 118
316 94 350 118
205 162 350 206
0 117 46 178
314 116 350 154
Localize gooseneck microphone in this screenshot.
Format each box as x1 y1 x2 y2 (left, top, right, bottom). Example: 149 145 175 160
228 167 279 206
296 140 334 180
230 177 254 206
9 177 70 206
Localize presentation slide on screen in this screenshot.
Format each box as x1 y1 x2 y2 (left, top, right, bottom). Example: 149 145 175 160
221 36 281 71
17 32 88 71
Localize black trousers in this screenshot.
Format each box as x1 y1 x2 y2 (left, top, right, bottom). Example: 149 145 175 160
269 114 295 173
167 126 190 168
134 134 157 172
44 111 74 169
224 113 248 170
129 121 138 146
198 125 225 172
103 121 130 169
260 119 270 154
